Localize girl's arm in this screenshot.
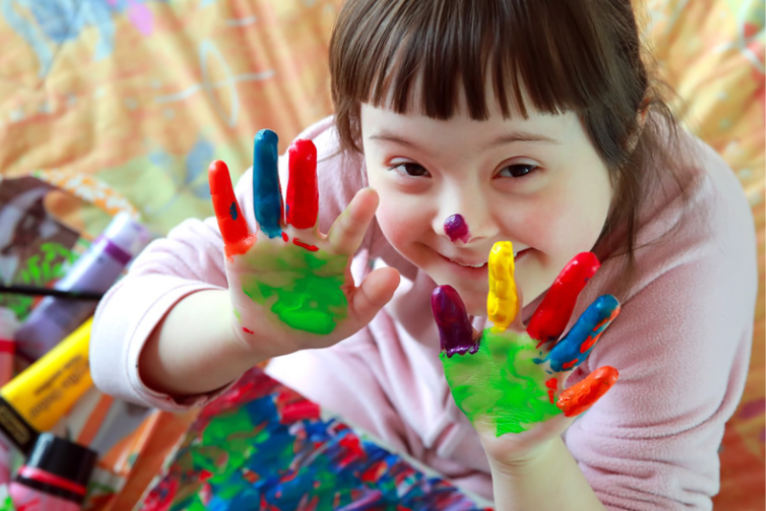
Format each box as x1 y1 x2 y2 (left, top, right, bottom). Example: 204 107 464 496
138 289 262 397
489 437 606 511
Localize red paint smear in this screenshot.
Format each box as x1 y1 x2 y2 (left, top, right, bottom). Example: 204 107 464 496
545 378 558 404
293 238 319 251
281 231 289 242
558 366 618 417
242 327 254 334
580 307 620 353
15 500 42 511
528 252 600 347
280 400 321 423
286 139 318 229
209 160 253 257
338 435 365 466
242 468 260 484
361 460 388 483
562 359 577 370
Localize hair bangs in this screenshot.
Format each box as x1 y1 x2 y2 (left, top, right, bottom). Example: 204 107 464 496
331 0 615 124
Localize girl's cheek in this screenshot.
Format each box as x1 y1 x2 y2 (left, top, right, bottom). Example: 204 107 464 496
374 201 413 247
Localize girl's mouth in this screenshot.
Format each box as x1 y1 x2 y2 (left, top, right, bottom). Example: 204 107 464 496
439 249 531 271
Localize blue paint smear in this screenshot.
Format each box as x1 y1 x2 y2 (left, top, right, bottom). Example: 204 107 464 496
540 295 619 372
252 130 282 239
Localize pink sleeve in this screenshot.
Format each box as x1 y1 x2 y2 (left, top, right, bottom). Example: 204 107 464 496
563 147 758 510
90 215 231 410
91 116 365 411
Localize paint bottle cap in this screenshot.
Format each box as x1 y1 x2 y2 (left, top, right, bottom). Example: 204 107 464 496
21 433 97 488
103 212 152 258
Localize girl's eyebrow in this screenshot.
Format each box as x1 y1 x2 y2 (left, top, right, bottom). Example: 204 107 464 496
368 130 560 152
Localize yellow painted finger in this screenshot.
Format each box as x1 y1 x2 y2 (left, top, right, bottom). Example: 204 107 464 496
487 241 519 332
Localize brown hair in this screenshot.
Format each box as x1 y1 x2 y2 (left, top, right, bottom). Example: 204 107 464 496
329 0 694 283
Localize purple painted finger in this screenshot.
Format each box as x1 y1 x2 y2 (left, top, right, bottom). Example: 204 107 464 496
431 285 478 357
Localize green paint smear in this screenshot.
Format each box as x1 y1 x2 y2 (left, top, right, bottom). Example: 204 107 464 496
441 329 561 435
240 242 348 335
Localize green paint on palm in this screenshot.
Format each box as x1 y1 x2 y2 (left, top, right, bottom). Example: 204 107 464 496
440 328 561 435
241 243 348 335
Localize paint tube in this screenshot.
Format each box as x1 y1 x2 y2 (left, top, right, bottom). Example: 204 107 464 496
15 212 151 361
0 320 92 455
9 433 96 511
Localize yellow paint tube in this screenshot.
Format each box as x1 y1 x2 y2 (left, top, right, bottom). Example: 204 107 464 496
0 319 92 454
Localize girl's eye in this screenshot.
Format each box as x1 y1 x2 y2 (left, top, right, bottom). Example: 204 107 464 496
497 164 537 178
388 162 430 178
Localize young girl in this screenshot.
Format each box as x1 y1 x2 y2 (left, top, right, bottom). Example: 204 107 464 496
91 1 758 509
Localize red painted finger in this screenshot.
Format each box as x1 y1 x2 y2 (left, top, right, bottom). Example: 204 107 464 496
527 252 600 347
557 366 618 417
286 139 318 229
208 160 254 257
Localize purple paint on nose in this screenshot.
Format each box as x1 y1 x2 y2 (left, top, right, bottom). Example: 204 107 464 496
444 214 470 243
431 285 478 357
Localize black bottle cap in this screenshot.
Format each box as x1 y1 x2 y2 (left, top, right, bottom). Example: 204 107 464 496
23 433 97 487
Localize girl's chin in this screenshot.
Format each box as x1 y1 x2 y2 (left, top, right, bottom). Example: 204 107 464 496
448 287 489 317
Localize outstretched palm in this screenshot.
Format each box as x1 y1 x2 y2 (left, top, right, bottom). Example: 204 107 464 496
432 242 619 462
209 130 398 357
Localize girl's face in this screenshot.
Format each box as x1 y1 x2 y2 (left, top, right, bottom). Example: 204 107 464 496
361 98 614 316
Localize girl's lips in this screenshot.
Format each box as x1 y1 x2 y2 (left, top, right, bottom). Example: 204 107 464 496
438 248 531 272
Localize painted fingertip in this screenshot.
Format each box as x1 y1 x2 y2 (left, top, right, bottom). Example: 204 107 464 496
546 295 620 372
286 139 318 229
487 241 518 332
253 129 283 239
208 160 252 256
557 366 618 417
431 285 478 357
527 252 600 347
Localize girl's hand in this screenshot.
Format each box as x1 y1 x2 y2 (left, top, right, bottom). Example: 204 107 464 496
431 242 619 468
209 130 399 358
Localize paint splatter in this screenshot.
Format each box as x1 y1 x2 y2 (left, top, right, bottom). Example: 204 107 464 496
139 368 487 511
239 242 348 335
443 214 470 243
441 328 561 435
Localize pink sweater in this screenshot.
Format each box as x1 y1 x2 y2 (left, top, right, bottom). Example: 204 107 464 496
91 117 757 509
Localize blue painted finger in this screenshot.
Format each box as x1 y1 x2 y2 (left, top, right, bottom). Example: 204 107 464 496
252 129 283 239
543 295 620 372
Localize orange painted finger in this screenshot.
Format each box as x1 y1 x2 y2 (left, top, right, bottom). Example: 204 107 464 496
557 366 618 417
209 160 254 257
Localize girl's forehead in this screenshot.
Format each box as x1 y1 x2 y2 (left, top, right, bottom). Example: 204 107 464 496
359 101 577 158
361 99 572 139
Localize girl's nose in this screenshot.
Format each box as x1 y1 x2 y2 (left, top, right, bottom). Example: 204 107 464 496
444 214 470 243
433 200 497 246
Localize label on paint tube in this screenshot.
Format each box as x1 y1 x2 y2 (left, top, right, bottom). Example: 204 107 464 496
1 320 92 448
0 398 36 454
